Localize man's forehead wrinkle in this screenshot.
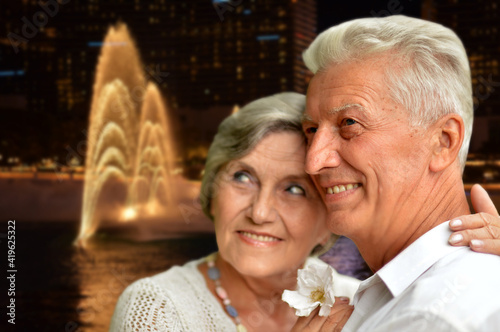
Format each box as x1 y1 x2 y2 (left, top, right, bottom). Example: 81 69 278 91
318 73 382 99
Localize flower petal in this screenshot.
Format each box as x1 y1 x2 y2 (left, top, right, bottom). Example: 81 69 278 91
295 303 320 317
282 290 321 316
282 290 309 306
282 263 339 317
319 304 332 317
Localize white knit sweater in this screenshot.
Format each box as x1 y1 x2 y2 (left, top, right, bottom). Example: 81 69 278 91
109 255 360 331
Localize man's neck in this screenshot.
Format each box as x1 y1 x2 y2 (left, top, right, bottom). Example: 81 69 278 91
354 174 470 272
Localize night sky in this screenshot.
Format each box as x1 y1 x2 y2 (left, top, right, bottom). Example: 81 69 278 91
317 0 421 32
3 0 499 171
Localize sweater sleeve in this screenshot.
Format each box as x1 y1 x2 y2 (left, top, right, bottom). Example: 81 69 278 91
109 278 184 332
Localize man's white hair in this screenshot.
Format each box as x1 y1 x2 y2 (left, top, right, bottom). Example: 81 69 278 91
303 15 473 169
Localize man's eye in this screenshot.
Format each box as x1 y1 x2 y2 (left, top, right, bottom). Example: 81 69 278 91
287 185 305 196
342 118 357 126
346 119 357 126
339 117 363 140
304 127 317 134
234 171 251 183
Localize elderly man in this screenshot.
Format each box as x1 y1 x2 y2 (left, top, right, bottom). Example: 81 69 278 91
300 15 500 331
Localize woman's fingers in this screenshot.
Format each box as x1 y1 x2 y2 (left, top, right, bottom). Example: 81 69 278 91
290 297 353 331
469 239 500 255
291 307 326 332
321 301 354 332
448 184 500 252
449 212 500 246
335 305 354 332
470 184 499 217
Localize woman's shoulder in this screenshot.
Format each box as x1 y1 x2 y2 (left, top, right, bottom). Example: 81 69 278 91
110 268 186 331
110 256 213 331
124 256 207 297
110 254 235 331
152 257 205 286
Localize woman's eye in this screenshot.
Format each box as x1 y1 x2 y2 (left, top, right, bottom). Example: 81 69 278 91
287 185 305 196
234 171 251 183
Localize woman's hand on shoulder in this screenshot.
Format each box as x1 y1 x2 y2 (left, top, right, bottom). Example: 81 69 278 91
290 297 353 332
449 184 500 255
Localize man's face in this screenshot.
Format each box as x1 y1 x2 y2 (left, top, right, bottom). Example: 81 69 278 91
303 58 432 241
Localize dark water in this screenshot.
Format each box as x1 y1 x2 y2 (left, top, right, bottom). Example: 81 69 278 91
0 221 368 332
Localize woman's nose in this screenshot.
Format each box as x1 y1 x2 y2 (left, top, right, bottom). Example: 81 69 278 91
245 189 278 224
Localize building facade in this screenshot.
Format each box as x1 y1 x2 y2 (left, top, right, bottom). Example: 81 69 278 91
0 0 317 165
423 0 500 153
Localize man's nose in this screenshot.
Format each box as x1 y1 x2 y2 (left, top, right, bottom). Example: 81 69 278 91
305 128 342 175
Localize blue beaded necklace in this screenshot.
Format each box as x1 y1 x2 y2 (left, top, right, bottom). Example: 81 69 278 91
206 254 247 332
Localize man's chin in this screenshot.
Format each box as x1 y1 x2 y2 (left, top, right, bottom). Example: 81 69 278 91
327 217 352 236
325 213 356 236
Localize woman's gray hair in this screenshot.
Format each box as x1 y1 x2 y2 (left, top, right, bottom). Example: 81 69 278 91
303 15 473 170
200 92 337 256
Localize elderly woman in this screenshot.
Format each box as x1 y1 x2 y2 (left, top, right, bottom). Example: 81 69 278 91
110 92 500 332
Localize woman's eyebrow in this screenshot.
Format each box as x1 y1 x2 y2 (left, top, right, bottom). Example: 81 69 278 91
225 160 255 174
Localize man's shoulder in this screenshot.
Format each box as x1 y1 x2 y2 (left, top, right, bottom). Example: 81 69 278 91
397 248 500 326
423 246 500 285
411 247 500 299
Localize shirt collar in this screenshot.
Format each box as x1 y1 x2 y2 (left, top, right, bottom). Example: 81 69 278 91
376 221 463 297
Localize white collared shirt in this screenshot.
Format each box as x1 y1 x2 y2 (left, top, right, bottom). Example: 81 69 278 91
343 221 500 332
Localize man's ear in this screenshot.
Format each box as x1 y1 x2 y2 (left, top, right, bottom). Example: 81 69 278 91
429 114 464 173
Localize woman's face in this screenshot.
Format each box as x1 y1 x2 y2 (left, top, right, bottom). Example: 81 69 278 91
211 131 329 279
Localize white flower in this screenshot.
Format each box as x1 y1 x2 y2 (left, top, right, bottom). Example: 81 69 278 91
282 263 337 317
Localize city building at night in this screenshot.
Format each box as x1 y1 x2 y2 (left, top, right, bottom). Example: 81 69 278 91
0 0 317 167
423 0 500 153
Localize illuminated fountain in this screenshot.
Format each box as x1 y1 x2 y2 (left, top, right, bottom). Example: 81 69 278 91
76 23 183 245
127 83 178 218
